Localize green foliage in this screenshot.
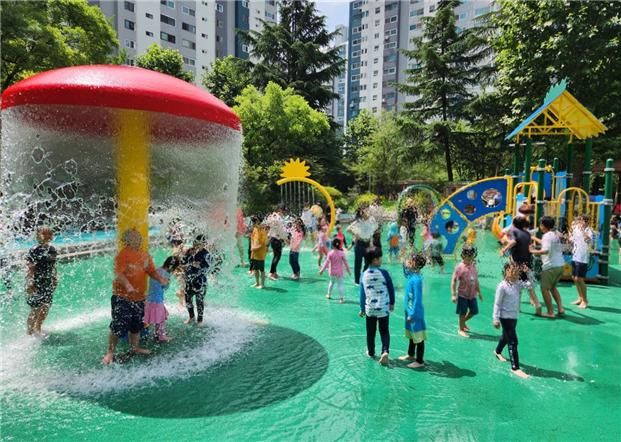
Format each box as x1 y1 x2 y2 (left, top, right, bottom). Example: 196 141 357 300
135 43 194 82
490 0 621 164
397 0 491 181
343 110 379 167
1 0 119 89
202 56 253 107
240 0 345 110
323 186 347 209
234 82 331 213
352 193 379 212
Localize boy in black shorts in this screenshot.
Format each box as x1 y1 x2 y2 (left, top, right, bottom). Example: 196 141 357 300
26 227 58 336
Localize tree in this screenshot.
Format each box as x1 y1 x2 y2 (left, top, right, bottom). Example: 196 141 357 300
343 110 379 188
202 56 253 107
136 43 194 82
490 0 621 163
234 82 331 213
397 0 490 181
352 112 410 194
240 0 345 110
1 0 119 89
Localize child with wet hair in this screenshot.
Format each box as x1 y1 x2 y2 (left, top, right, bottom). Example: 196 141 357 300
319 237 351 303
25 227 58 336
399 252 428 368
144 256 179 342
451 246 482 337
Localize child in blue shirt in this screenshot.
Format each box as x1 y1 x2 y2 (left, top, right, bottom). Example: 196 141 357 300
398 252 428 368
144 256 178 342
359 248 395 366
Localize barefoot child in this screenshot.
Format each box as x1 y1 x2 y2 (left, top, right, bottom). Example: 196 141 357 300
144 256 178 342
359 248 395 366
102 229 168 364
289 218 305 280
319 238 351 303
451 246 483 337
386 221 400 263
569 215 593 309
25 227 58 336
398 252 428 368
493 263 529 379
312 224 329 267
182 235 212 325
250 217 269 289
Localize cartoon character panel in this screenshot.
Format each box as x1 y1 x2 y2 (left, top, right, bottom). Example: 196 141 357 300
446 178 509 223
430 203 469 254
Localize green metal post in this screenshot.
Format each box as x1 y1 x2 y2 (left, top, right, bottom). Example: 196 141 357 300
566 141 574 187
582 138 593 193
599 158 614 284
523 138 533 197
535 159 546 230
512 144 521 181
552 157 560 198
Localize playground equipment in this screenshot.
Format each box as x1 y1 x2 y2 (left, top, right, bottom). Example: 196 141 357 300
1 64 242 257
430 80 614 283
276 158 337 235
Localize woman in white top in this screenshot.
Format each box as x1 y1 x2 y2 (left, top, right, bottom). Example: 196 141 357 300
347 207 378 285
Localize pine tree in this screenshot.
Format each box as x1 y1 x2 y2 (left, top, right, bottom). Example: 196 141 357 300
397 0 490 181
240 0 345 110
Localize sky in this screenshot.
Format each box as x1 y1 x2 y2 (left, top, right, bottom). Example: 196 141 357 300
315 0 350 32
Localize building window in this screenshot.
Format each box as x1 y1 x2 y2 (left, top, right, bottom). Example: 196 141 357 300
160 31 176 43
182 6 195 16
242 0 249 7
373 58 378 64
146 31 154 37
217 19 223 27
146 13 153 19
201 33 208 38
372 107 378 112
124 39 135 49
385 16 397 23
352 39 361 46
374 33 379 39
384 42 397 49
160 14 175 26
216 3 224 13
352 50 360 57
360 96 367 102
372 95 377 101
351 74 360 81
126 58 135 66
124 1 134 12
373 83 378 88
410 8 424 17
385 29 398 37
124 20 134 30
386 3 398 11
373 70 378 76
375 6 380 13
183 56 196 66
182 39 196 49
374 45 379 52
160 0 174 8
182 22 196 33
374 19 380 26
383 67 396 74
216 35 222 42
409 23 420 30
242 44 249 53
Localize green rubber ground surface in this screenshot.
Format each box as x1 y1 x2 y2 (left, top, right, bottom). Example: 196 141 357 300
1 232 620 441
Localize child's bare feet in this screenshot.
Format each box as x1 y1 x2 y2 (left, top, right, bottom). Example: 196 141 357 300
339 298 345 304
132 347 151 355
407 361 425 368
256 285 264 289
398 355 415 361
379 352 389 366
458 329 469 338
463 324 470 331
102 352 114 365
494 352 507 362
571 299 582 305
541 312 555 318
325 293 331 299
251 283 259 288
578 302 588 309
512 369 529 379
184 317 195 325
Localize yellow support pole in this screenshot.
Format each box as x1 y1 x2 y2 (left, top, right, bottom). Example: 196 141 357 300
116 109 150 251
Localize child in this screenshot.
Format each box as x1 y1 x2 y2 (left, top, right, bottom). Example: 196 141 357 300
334 225 347 250
289 218 305 280
398 252 428 368
429 232 445 273
144 256 178 342
569 215 593 309
493 262 529 379
399 220 409 252
250 216 269 289
25 227 58 336
386 221 400 263
181 235 212 325
319 238 351 303
359 248 395 366
530 216 565 317
312 224 329 267
451 246 483 337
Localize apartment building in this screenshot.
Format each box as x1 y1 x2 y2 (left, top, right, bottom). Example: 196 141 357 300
327 25 349 130
89 0 278 86
346 0 496 123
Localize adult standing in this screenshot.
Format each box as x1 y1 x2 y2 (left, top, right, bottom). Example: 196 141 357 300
102 229 168 364
266 205 288 280
347 207 378 285
499 217 544 316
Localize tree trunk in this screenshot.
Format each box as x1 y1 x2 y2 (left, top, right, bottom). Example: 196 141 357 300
443 129 454 182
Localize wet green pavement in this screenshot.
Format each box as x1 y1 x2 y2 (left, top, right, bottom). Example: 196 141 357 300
1 232 620 441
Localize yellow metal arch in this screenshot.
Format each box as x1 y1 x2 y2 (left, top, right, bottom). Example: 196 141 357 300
276 159 337 235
